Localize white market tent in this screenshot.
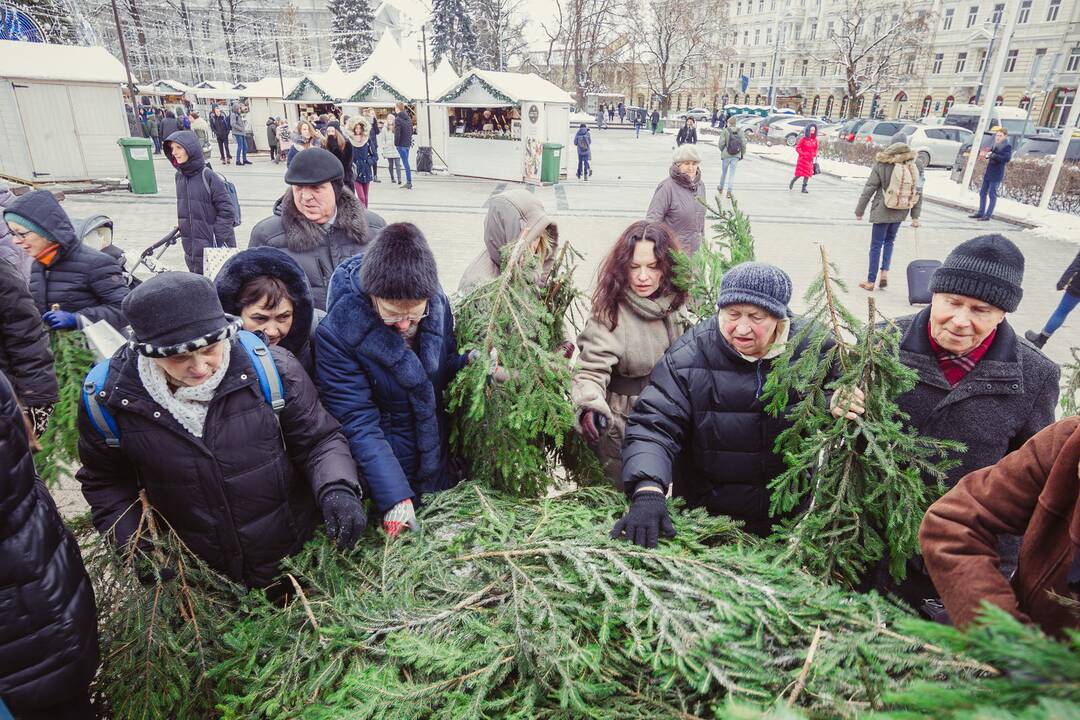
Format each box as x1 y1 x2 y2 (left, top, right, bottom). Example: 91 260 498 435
235 76 300 151
344 33 425 108
0 40 129 181
193 80 242 101
417 69 574 182
284 60 360 105
138 78 195 99
429 59 460 99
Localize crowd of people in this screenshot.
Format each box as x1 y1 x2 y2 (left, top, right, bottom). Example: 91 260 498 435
0 112 1078 718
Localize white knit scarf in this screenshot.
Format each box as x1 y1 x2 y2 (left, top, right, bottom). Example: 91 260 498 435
137 348 230 438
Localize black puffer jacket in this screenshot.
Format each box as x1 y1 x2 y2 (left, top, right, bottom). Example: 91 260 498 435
248 189 384 310
5 190 128 330
0 371 99 714
76 339 361 588
621 316 827 536
165 131 236 275
216 247 318 374
1058 250 1080 296
393 109 413 147
0 258 57 406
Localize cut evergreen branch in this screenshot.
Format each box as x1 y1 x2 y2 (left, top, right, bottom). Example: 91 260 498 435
1061 346 1079 416
37 329 94 486
674 195 756 320
447 234 601 497
761 247 963 588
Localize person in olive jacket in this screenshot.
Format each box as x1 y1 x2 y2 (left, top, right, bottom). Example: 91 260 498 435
76 272 366 589
3 190 128 331
0 369 99 720
612 262 832 547
0 257 57 442
164 130 236 275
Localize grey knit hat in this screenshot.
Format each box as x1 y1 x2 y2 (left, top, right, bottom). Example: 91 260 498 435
359 222 440 300
716 261 793 318
124 272 239 357
929 234 1024 312
672 145 701 163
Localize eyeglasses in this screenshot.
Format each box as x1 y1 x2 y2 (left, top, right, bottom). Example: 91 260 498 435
376 301 429 325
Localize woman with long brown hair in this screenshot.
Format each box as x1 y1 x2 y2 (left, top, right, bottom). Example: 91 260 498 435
572 220 688 489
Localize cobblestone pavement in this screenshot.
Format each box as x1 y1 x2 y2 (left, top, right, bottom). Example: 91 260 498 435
53 128 1077 514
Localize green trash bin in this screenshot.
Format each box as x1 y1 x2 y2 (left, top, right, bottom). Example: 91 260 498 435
541 143 563 184
117 137 158 195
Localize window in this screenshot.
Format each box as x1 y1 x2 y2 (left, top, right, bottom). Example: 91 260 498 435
766 27 772 44
761 61 767 77
1004 48 1018 72
955 51 967 73
1068 47 1080 72
810 20 817 39
905 55 916 74
794 23 801 40
732 30 738 45
738 61 745 76
1047 0 1060 21
942 7 954 30
736 2 742 15
778 58 785 77
1018 0 1031 23
759 0 765 12
744 30 750 45
754 29 761 45
991 3 1004 24
978 49 987 72
932 53 943 73
1019 96 1031 109
820 61 828 77
826 20 834 37
967 5 978 27
750 62 756 78
800 59 809 76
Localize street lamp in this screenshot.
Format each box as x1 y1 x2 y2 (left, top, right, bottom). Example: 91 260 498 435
766 10 795 108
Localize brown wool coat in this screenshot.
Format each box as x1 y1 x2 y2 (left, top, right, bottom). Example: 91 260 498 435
919 416 1080 637
572 292 686 488
645 167 706 255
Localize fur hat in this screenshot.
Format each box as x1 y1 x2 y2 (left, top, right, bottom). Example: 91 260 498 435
124 272 239 357
930 234 1025 312
359 222 440 300
672 145 701 163
716 261 793 319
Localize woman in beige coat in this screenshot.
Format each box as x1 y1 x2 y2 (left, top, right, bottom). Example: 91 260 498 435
572 221 688 489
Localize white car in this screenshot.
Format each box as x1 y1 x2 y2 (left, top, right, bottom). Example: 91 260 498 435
675 107 711 122
765 117 819 146
901 124 974 168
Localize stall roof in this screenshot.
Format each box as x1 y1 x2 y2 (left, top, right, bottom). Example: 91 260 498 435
429 59 460 99
285 60 360 102
436 69 573 105
235 76 301 98
347 33 425 102
0 40 128 84
139 79 196 96
194 80 242 98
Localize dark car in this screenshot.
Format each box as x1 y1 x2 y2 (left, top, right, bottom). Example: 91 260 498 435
1016 134 1080 162
837 117 871 142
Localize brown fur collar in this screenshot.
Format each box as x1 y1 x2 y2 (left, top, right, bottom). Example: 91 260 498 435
875 144 916 164
279 188 369 253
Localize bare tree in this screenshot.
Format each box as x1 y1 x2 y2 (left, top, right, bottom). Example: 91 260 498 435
812 0 929 118
539 0 626 107
632 0 724 112
472 0 530 71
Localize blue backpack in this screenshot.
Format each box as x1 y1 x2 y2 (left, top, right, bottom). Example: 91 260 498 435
82 330 283 448
202 166 242 228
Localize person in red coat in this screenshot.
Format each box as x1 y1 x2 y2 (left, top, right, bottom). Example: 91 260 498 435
790 124 819 193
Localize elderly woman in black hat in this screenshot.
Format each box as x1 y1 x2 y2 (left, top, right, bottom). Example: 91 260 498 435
76 272 366 589
249 147 382 310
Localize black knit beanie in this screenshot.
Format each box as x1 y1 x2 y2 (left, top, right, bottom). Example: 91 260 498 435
929 234 1024 312
124 272 238 357
359 222 439 300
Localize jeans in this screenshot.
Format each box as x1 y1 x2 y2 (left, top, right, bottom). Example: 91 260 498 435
978 175 1000 217
719 156 739 191
651 122 658 135
397 146 412 184
1044 290 1079 335
216 137 230 161
635 123 641 137
868 222 900 283
576 154 590 178
233 133 248 163
151 135 162 153
387 157 401 183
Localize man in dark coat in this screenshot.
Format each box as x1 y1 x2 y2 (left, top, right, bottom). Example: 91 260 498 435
209 106 232 164
159 110 180 142
164 131 236 276
650 109 660 135
613 263 829 547
971 126 1013 221
0 370 99 719
3 190 128 331
316 223 470 538
393 102 414 189
0 258 57 441
76 272 366 589
249 148 379 310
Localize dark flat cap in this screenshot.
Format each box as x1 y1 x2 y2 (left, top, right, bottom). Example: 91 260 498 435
284 147 344 185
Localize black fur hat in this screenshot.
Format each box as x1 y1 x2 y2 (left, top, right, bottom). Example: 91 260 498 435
359 222 439 300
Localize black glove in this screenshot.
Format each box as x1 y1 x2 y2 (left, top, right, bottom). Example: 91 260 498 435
321 489 367 551
609 488 675 549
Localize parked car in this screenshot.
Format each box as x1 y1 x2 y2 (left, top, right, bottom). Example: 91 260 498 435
944 103 1036 140
759 114 806 141
767 117 820 146
735 115 766 138
901 125 975 167
836 117 872 142
675 107 711 122
857 119 911 146
1016 131 1080 162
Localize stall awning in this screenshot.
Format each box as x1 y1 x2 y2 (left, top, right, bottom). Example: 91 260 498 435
436 69 573 106
0 40 127 84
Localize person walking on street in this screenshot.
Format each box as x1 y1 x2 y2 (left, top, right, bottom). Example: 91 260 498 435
790 123 818 193
595 107 605 129
348 117 375 207
266 116 280 163
608 106 615 123
970 127 1012 221
618 103 625 123
365 109 381 182
210 106 232 164
324 121 355 187
276 118 291 159
676 117 697 146
230 102 251 166
854 132 924 292
650 109 660 135
287 120 323 166
393 102 414 189
634 111 643 138
379 114 399 184
574 123 592 181
646 145 707 255
164 130 237 275
1025 249 1079 348
711 109 719 128
147 111 162 154
190 111 210 151
717 116 745 198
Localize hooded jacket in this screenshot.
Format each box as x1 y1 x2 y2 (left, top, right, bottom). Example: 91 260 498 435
4 190 128 330
646 166 706 255
266 117 280 147
215 247 318 374
248 189 381 310
316 254 469 512
794 124 819 178
855 142 925 224
0 371 99 714
0 258 57 407
229 103 249 135
76 339 359 588
574 126 591 157
394 109 414 147
165 130 237 275
0 185 31 282
458 189 559 295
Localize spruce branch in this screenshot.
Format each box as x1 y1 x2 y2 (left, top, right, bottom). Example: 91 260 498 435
674 195 757 320
1061 347 1079 417
36 329 94 486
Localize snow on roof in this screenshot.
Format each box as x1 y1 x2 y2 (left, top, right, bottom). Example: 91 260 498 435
193 80 242 98
429 58 460 98
285 59 361 101
348 32 426 101
140 78 196 95
236 76 301 98
438 69 573 105
0 40 128 84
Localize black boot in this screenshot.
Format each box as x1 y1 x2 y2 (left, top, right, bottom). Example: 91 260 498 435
789 177 796 190
801 179 809 193
1024 330 1050 348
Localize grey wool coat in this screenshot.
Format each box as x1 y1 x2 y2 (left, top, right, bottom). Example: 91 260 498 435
855 143 925 225
646 166 706 254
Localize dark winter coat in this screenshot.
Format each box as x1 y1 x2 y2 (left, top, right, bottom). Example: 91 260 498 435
210 112 231 141
352 141 376 184
621 316 827 536
855 143 924 224
215 247 318 374
315 254 469 513
76 340 360 588
676 124 697 145
645 166 706 254
794 127 819 177
394 110 414 147
159 115 180 140
1058 250 1080 297
650 110 660 127
983 140 1013 183
0 184 31 283
0 259 57 407
326 133 355 186
0 371 98 714
894 307 1060 489
5 190 128 330
574 126 591 157
248 189 378 310
146 115 159 138
266 118 279 148
164 131 236 275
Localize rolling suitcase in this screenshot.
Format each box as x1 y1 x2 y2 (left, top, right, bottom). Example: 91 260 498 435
906 229 940 305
